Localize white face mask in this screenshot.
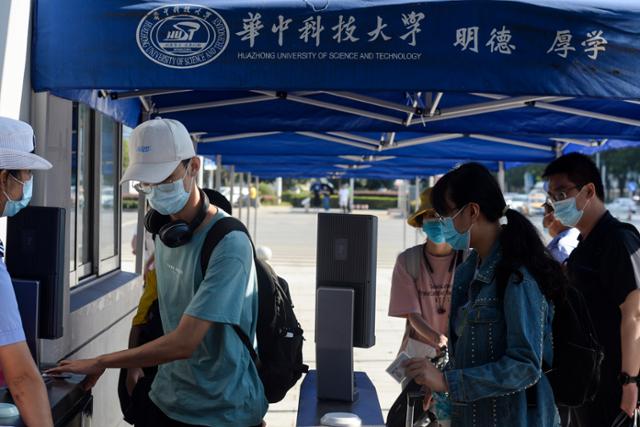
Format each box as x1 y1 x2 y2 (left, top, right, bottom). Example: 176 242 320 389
440 204 473 251
551 188 589 228
146 168 193 215
2 175 32 217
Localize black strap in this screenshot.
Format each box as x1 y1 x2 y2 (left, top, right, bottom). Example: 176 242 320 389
199 216 260 365
232 324 259 365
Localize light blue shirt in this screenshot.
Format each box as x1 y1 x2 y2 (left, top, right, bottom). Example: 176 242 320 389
547 228 580 263
0 250 26 348
150 210 267 427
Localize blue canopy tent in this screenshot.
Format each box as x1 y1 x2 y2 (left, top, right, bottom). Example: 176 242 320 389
32 0 640 178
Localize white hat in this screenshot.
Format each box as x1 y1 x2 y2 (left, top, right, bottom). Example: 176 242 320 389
0 117 52 170
120 118 196 184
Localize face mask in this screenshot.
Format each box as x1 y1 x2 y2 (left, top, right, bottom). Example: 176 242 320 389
148 170 192 215
552 189 588 228
441 204 472 251
2 176 32 217
422 220 445 244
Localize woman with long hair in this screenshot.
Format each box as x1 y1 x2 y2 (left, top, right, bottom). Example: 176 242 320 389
404 163 565 427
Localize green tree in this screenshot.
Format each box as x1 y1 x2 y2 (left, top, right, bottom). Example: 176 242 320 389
504 147 640 197
505 164 545 192
599 148 640 196
354 179 394 190
122 127 131 170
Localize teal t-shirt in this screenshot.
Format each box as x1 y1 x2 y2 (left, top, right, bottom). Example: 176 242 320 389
149 210 268 427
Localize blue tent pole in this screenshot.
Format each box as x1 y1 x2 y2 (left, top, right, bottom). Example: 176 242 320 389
498 162 505 192
555 142 563 159
215 155 222 191
135 192 146 275
254 176 259 244
135 111 152 275
349 178 354 213
229 166 235 216
415 176 420 246
238 172 244 223
402 180 407 250
247 172 252 233
276 177 283 205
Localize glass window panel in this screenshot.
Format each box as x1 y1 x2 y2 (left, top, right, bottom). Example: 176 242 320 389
99 114 118 260
70 106 78 272
71 103 92 281
121 126 136 272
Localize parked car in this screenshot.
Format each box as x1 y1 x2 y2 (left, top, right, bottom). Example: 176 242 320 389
219 186 249 206
607 197 637 216
527 190 547 216
101 187 114 208
503 193 529 215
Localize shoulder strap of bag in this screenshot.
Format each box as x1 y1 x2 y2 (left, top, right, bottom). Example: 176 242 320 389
404 245 423 282
619 221 640 239
200 216 253 275
200 216 259 364
401 246 462 349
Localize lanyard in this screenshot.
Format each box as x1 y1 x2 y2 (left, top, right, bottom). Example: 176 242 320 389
421 244 459 274
421 245 460 314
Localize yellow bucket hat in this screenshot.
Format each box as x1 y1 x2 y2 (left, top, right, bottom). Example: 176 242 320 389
407 188 438 228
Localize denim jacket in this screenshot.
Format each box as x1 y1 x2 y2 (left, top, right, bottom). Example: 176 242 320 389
444 244 559 427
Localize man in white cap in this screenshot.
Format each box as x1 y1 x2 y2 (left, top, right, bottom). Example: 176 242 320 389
49 118 267 427
0 117 53 426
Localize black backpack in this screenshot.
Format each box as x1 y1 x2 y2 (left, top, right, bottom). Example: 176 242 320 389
498 276 603 408
200 216 308 403
545 285 604 407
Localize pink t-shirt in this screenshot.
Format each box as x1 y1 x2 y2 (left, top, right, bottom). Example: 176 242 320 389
388 245 456 343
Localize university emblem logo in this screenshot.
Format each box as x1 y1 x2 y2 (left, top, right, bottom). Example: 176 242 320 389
136 4 229 69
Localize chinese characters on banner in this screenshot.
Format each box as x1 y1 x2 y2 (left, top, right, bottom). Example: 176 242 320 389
232 10 608 61
453 26 606 60
237 12 427 47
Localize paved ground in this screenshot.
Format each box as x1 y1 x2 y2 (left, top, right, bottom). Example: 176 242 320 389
254 207 412 427
121 206 435 426
119 206 640 427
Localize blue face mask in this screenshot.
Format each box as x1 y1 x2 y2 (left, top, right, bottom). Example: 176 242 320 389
422 220 446 244
3 176 32 217
441 205 472 251
147 170 192 215
552 196 584 227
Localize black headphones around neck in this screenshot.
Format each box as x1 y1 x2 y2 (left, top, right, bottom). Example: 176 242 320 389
144 188 210 248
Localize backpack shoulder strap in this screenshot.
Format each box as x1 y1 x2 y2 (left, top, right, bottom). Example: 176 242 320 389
404 245 423 281
199 216 259 364
232 324 259 364
200 216 252 276
619 221 640 239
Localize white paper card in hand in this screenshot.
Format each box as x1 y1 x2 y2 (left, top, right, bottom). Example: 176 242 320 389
405 337 437 359
386 351 410 383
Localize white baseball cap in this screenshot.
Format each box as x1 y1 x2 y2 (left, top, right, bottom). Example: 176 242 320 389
0 117 52 170
120 118 196 184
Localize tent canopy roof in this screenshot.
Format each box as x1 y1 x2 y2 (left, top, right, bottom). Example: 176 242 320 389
34 0 640 178
34 0 640 97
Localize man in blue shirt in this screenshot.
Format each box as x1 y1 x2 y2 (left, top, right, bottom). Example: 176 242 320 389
0 117 53 426
49 119 267 427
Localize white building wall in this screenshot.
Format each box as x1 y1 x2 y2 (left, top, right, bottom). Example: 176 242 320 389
0 0 33 242
0 0 31 121
0 4 141 426
30 94 141 427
